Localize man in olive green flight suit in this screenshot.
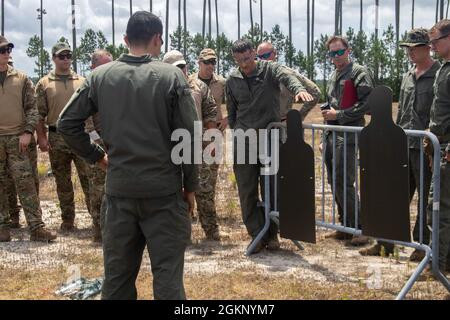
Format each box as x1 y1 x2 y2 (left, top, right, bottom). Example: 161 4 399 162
426 20 450 275
362 29 440 259
226 39 314 253
320 36 374 248
58 12 198 300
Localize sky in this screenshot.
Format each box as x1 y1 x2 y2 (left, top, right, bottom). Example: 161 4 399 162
1 0 441 76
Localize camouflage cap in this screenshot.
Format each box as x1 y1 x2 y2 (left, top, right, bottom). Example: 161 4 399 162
198 48 217 61
0 35 14 49
162 50 186 66
52 42 72 55
400 28 430 47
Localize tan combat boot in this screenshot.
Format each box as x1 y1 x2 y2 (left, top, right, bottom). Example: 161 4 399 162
0 228 11 242
410 249 426 262
30 227 57 242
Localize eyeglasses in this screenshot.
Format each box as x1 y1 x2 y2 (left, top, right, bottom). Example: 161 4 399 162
430 33 449 45
202 59 216 66
328 49 347 58
256 51 273 60
176 64 186 70
0 47 12 55
56 53 73 60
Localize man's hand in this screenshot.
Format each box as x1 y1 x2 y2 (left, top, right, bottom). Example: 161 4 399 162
295 91 314 103
217 117 228 131
19 133 32 153
183 191 196 216
37 136 51 152
446 151 450 163
322 107 338 121
97 154 109 171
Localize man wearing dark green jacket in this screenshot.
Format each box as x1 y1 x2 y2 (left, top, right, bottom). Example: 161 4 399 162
226 39 314 253
58 12 199 300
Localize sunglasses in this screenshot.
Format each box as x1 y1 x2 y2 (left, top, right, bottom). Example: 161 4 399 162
256 51 273 60
430 33 449 45
202 59 216 66
176 64 186 70
328 49 347 58
0 47 12 55
56 53 73 60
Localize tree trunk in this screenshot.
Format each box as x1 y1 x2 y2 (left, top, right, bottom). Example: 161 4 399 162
360 0 363 32
249 0 254 42
237 0 241 39
311 0 315 80
208 0 212 39
288 0 292 67
165 0 169 52
307 0 310 58
215 0 220 73
183 0 187 56
260 0 263 42
395 0 400 45
72 0 78 73
202 0 206 40
178 0 182 50
112 0 115 47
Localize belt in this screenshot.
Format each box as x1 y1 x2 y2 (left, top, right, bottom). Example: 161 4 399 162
48 126 57 133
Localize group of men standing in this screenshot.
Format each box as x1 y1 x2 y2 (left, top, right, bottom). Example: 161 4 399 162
0 38 113 243
1 9 449 299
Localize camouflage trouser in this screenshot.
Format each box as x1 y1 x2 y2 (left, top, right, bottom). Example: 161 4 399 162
427 151 450 271
88 163 105 226
6 137 39 224
195 162 219 234
0 135 44 231
48 131 91 222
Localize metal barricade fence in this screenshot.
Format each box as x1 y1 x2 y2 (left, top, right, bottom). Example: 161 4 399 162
247 122 450 300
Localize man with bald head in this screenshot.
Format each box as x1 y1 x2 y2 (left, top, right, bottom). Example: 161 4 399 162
256 42 321 121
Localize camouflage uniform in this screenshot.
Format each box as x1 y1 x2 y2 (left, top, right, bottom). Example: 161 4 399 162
0 65 45 232
36 70 92 224
279 66 321 120
188 76 219 238
7 136 39 226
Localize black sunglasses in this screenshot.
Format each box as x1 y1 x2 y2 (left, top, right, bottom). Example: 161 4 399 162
0 47 12 55
176 64 186 70
202 59 216 66
328 49 347 58
56 53 73 60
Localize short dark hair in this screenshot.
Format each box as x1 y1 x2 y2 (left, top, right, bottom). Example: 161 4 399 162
232 39 254 54
430 19 450 38
126 11 163 46
326 35 350 50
